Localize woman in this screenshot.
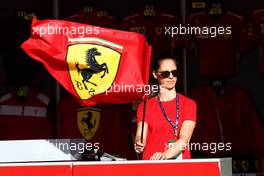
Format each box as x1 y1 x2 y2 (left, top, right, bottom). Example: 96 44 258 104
134 56 197 160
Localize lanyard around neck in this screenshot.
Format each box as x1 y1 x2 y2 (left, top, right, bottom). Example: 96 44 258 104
157 94 179 138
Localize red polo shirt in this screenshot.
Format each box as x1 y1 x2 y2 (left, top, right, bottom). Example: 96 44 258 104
186 11 248 77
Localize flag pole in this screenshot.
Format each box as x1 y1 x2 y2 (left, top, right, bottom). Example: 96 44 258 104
140 100 146 143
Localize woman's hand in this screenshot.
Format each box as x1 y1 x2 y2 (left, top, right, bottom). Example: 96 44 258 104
134 141 145 153
134 122 148 154
150 152 166 160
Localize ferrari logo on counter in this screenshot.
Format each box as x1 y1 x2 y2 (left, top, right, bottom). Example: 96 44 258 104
77 107 101 140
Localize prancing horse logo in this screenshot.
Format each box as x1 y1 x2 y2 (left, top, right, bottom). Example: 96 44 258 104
75 47 109 89
67 37 123 100
77 107 100 140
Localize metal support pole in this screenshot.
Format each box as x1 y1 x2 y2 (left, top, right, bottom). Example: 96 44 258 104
53 0 61 105
181 0 188 95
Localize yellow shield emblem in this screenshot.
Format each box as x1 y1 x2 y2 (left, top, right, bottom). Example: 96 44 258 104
155 27 163 35
67 37 122 100
223 29 231 39
77 107 101 140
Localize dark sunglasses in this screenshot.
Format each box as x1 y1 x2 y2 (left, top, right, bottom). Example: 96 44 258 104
157 69 178 78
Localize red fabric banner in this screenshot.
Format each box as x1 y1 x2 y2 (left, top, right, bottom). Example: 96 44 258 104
21 19 151 106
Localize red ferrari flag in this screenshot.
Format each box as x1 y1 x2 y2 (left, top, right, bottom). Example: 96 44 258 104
21 19 151 106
